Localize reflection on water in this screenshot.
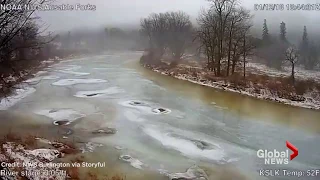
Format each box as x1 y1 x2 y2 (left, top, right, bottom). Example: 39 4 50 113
0 52 319 180
131 61 320 134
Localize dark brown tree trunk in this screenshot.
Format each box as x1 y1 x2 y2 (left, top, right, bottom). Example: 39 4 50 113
227 24 234 77
243 35 246 79
227 37 232 76
232 60 236 74
291 62 295 83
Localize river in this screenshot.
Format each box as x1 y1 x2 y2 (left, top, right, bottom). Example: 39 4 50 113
1 51 320 180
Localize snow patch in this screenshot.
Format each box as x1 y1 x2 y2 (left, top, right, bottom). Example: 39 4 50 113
24 149 60 161
2 142 66 180
247 62 320 82
80 142 103 153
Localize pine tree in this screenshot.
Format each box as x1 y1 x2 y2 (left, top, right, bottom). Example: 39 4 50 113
299 26 309 67
262 19 269 44
280 21 287 42
302 26 308 43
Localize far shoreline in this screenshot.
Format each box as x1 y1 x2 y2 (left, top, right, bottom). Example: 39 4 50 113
140 61 320 111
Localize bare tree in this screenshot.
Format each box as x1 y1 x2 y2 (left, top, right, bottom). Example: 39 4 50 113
140 13 168 63
196 8 219 73
197 0 253 76
165 11 192 66
226 7 251 76
140 11 192 65
208 0 237 76
285 46 299 83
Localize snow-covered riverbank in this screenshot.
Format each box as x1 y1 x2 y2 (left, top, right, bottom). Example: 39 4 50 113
0 136 78 180
143 63 320 110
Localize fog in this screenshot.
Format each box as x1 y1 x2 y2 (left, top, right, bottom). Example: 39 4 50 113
38 0 209 32
39 0 319 35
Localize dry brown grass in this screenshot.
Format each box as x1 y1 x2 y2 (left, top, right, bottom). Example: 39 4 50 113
3 131 22 142
22 135 37 148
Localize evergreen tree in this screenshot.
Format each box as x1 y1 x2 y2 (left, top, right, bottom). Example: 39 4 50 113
299 26 309 67
262 19 270 44
306 42 319 70
302 26 308 43
279 21 287 42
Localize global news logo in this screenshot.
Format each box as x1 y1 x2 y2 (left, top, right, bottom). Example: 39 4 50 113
257 141 298 165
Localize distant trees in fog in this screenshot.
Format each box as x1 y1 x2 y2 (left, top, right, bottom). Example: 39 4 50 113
298 26 320 70
140 11 193 66
257 20 320 71
140 0 256 77
56 27 143 53
138 0 320 80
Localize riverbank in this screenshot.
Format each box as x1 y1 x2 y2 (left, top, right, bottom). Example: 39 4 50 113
0 133 77 179
0 133 126 180
141 59 320 110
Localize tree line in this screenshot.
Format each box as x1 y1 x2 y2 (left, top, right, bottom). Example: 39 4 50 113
140 11 193 66
140 0 256 78
258 19 320 82
140 0 320 82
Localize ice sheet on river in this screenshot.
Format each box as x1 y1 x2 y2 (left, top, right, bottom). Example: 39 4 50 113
124 110 146 122
52 79 107 86
119 100 171 115
34 109 85 121
58 70 90 76
74 87 124 98
143 127 225 162
0 86 36 110
25 75 60 83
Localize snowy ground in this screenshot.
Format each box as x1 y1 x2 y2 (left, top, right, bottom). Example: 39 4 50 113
247 62 320 82
0 138 72 180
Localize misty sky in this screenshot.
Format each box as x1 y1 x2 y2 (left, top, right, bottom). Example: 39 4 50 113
38 0 320 36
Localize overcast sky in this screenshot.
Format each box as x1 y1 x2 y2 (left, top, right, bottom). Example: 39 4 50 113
38 0 320 35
